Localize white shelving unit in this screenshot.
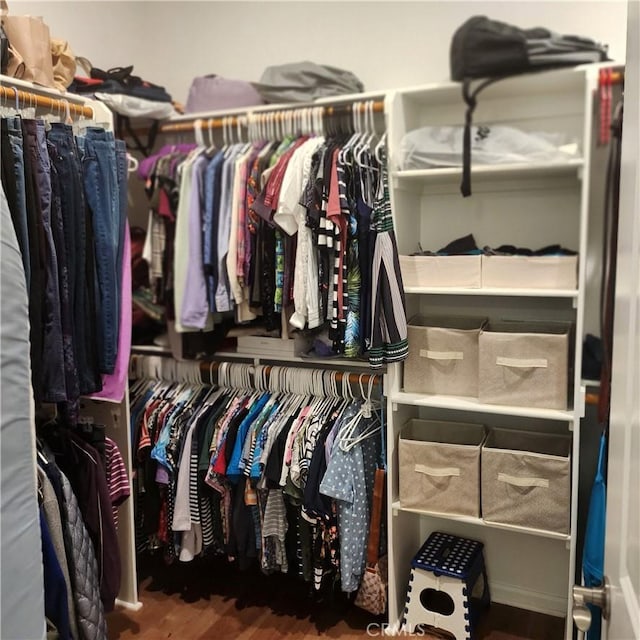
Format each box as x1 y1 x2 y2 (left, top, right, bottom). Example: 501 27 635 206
382 65 612 637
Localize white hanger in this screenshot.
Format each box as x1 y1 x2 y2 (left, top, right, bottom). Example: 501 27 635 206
374 131 388 164
206 118 215 150
127 153 139 174
193 118 205 147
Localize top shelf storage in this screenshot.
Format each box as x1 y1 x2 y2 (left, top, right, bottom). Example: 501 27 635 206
385 66 602 179
392 65 591 105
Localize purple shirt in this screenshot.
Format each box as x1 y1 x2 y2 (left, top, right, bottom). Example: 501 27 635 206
138 144 196 181
180 154 211 329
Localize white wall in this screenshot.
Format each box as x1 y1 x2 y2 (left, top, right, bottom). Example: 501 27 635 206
14 0 628 104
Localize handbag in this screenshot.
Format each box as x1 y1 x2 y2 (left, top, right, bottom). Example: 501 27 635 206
354 467 387 615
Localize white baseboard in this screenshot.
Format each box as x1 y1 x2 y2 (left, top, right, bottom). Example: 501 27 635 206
490 580 567 617
114 598 143 612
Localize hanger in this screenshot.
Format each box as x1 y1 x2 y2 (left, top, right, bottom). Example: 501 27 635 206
337 373 382 452
374 131 387 164
193 118 206 148
354 101 377 170
205 118 216 153
127 153 139 174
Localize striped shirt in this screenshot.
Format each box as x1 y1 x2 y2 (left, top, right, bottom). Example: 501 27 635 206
105 437 130 530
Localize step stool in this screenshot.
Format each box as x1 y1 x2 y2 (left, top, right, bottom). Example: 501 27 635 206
402 532 490 640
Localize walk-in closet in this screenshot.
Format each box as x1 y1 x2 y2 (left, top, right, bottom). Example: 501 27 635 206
0 2 637 640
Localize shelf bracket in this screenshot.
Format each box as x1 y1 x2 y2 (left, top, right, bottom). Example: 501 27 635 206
392 402 398 413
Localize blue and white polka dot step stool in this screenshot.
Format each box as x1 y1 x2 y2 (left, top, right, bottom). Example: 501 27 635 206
402 532 490 640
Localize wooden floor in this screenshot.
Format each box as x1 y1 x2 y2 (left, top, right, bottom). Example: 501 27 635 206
107 556 565 640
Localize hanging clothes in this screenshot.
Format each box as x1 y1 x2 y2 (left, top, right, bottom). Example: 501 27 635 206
0 117 131 406
38 453 108 640
129 363 384 599
136 109 408 369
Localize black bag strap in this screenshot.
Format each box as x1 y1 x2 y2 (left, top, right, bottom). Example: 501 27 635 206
116 114 159 158
598 99 624 426
461 76 506 197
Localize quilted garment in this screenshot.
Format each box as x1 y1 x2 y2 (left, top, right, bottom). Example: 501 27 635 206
60 472 107 640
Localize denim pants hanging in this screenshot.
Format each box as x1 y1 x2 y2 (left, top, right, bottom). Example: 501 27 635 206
47 142 80 402
23 119 67 402
47 123 102 395
1 117 31 287
80 127 120 375
115 139 128 291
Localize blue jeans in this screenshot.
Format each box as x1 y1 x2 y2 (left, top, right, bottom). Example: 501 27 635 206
80 127 120 374
27 119 67 401
115 139 128 309
1 117 31 288
47 123 102 395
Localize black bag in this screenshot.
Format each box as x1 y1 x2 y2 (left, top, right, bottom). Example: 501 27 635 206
450 16 609 196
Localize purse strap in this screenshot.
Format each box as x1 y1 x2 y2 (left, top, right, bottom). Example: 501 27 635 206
366 467 386 566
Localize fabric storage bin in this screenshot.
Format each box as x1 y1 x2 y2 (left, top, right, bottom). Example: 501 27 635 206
478 321 571 409
399 255 481 288
399 419 486 516
481 428 571 533
481 255 578 289
405 315 487 396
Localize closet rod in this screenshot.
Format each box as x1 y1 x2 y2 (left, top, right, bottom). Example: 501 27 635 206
159 100 385 134
197 361 382 387
0 85 94 118
161 115 240 133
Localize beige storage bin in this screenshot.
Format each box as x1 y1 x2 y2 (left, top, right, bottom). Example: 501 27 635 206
399 419 486 516
481 428 571 534
478 321 571 409
400 255 481 288
481 255 578 290
405 315 487 397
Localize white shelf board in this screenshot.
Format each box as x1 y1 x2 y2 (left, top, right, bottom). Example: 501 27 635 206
392 159 584 185
1 74 86 102
391 501 571 542
222 351 373 369
391 391 574 421
392 64 600 103
404 286 578 298
131 345 377 371
131 344 172 355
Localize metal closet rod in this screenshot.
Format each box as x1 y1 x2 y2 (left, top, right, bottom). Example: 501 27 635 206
197 360 382 387
0 85 94 118
159 100 385 134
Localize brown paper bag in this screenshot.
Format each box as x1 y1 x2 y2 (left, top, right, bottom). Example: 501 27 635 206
51 38 76 91
2 11 54 87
